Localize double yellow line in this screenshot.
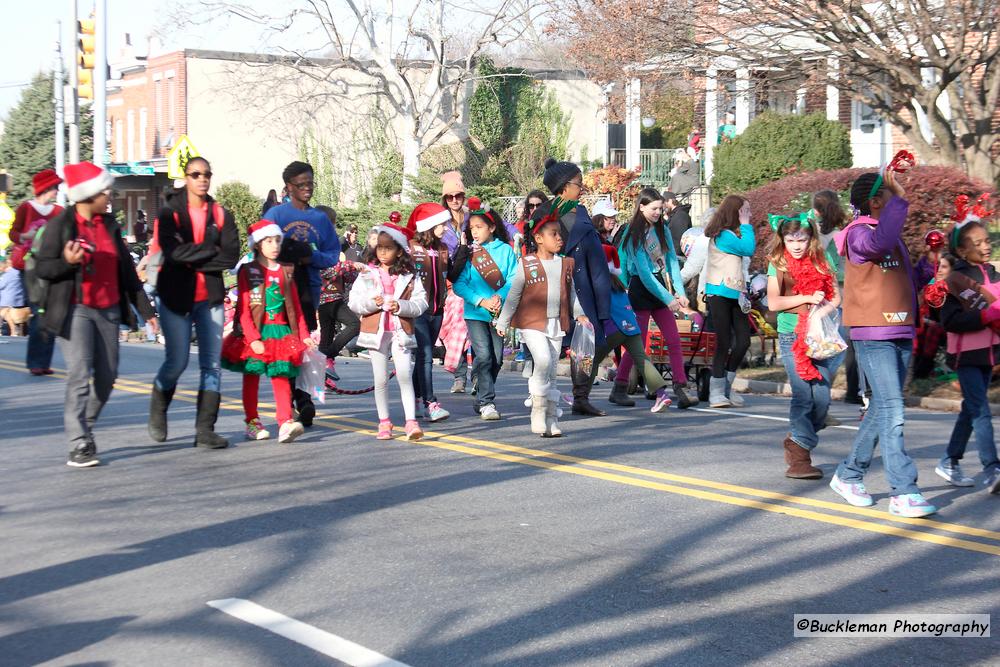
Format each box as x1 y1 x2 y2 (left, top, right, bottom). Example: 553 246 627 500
4 358 1000 557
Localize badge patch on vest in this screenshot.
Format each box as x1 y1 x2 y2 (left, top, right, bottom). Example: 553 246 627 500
878 254 901 273
883 311 909 323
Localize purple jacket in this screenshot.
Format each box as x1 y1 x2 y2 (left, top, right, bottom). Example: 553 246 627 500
835 196 917 340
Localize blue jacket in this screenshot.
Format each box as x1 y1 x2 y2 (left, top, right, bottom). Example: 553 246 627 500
263 202 341 305
453 238 518 322
617 226 684 306
0 267 26 308
560 206 612 343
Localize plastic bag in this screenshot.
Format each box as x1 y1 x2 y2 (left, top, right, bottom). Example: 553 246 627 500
296 348 327 404
569 321 596 385
804 304 848 360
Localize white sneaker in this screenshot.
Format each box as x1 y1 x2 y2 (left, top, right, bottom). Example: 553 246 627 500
278 420 304 443
935 461 974 487
479 403 501 420
984 468 1000 495
830 475 874 507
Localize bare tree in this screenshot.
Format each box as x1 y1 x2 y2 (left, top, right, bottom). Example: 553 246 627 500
194 0 537 199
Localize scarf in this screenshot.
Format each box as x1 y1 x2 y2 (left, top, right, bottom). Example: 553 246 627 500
784 249 836 381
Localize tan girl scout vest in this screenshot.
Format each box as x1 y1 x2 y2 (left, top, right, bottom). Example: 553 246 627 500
510 255 575 333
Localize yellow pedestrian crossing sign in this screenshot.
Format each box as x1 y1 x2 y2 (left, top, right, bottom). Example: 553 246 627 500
167 135 201 179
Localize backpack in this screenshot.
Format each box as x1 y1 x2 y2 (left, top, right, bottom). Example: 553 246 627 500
21 224 51 308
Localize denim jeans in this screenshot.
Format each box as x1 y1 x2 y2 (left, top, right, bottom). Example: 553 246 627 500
836 338 920 496
945 365 1000 473
58 305 120 446
465 318 502 406
26 302 55 370
413 312 443 405
155 301 224 393
779 332 839 450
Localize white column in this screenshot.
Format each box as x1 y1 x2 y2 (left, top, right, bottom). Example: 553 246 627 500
704 68 719 183
826 56 840 121
734 67 750 134
796 86 807 115
625 77 641 169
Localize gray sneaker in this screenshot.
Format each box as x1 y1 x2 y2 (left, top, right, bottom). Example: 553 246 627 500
479 403 501 420
935 461 975 487
450 378 466 393
984 468 1000 495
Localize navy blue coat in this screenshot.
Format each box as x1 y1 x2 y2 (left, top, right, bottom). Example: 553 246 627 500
560 205 612 344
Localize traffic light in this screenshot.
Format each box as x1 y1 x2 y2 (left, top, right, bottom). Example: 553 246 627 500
77 18 95 100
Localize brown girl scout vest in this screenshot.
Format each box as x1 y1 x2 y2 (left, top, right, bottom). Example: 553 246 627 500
511 255 575 333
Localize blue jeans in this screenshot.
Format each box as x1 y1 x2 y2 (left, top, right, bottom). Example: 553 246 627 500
836 339 920 496
26 302 55 370
945 365 1000 473
465 318 502 406
779 332 839 450
413 312 443 405
155 301 224 393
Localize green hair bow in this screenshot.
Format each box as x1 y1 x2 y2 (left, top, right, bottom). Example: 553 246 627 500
768 212 812 231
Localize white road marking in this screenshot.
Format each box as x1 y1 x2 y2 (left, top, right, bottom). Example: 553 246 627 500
690 407 861 431
207 598 412 667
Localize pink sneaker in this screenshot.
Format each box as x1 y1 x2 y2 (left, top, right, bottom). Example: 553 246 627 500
405 419 423 441
376 419 394 440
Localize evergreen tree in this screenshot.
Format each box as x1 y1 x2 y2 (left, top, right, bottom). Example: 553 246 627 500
0 73 93 202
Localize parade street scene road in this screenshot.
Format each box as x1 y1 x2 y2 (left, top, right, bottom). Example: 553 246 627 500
2 338 998 666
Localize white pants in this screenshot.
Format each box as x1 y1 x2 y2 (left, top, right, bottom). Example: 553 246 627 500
371 336 416 422
519 328 561 400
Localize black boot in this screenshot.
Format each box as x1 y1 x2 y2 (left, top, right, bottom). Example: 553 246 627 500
294 388 316 427
571 378 606 416
194 390 229 449
673 383 698 409
148 385 175 442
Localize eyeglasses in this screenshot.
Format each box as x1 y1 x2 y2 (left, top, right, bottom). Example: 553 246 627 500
186 171 213 180
288 180 314 189
566 180 584 189
444 193 465 201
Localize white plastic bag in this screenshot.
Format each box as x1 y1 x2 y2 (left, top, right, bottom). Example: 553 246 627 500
804 304 848 360
569 321 596 386
296 348 327 404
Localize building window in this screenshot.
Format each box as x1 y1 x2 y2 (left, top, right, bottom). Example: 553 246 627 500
154 79 162 155
139 108 148 160
167 76 176 146
127 110 135 163
115 118 123 162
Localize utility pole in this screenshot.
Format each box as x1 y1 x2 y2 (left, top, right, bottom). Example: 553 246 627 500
93 0 107 165
54 20 66 203
68 0 79 163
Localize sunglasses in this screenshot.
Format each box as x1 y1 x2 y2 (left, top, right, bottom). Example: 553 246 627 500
527 202 542 210
186 171 213 180
444 193 465 201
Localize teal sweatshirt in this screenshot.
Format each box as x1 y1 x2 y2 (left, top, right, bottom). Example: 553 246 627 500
453 238 519 322
705 223 755 299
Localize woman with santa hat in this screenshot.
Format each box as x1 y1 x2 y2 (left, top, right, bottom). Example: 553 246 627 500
32 162 157 468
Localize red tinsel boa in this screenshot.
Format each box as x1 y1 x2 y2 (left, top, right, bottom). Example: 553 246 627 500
784 250 836 381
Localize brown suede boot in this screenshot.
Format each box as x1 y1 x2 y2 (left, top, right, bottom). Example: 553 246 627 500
783 437 822 479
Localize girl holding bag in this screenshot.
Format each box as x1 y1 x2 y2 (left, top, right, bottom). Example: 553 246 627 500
766 213 841 480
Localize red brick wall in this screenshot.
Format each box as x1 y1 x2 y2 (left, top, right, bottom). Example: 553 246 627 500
106 51 188 162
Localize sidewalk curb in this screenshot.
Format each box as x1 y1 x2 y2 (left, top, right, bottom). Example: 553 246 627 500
731 378 988 414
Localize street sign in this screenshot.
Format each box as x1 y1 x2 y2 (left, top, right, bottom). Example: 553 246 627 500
109 164 156 176
167 135 200 179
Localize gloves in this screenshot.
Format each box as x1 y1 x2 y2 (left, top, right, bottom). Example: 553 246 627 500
602 319 618 340
981 300 1000 325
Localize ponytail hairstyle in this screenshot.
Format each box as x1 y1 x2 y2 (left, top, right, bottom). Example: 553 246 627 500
849 173 882 217
812 190 846 235
625 187 668 251
767 213 829 274
704 195 747 238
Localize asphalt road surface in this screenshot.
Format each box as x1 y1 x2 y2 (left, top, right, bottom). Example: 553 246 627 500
1 337 998 666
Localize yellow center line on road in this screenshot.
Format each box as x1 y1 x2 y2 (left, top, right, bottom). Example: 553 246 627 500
3 360 999 556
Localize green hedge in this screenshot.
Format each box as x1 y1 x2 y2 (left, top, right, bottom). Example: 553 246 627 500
712 112 852 198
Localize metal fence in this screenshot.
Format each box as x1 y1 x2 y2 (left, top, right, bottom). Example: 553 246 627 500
490 194 610 223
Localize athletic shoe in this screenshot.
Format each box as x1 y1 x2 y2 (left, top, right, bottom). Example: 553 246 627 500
67 442 100 468
450 379 466 393
29 368 45 376
427 402 450 422
245 418 271 441
935 461 974 487
651 388 672 413
278 420 304 444
829 475 874 507
376 420 394 440
325 358 340 382
983 468 1000 495
479 403 501 420
471 377 479 397
405 419 423 441
357 350 370 359
889 493 937 518
42 368 54 375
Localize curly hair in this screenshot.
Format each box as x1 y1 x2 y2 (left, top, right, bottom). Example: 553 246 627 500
372 232 415 276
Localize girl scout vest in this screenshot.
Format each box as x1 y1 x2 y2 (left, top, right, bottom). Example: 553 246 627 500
841 220 914 327
510 255 575 333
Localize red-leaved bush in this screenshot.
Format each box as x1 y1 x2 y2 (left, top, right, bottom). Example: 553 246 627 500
740 166 996 271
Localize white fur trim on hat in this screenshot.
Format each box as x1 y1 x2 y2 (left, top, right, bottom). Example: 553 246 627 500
64 162 115 202
249 221 284 244
372 224 411 253
416 208 450 232
607 263 622 277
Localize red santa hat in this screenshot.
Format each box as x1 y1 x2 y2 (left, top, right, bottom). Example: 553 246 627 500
408 202 451 233
603 244 622 276
32 169 62 196
63 161 115 202
249 219 284 245
372 221 414 253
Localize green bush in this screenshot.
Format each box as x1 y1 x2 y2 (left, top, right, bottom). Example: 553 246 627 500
338 199 411 237
214 181 260 254
712 112 852 198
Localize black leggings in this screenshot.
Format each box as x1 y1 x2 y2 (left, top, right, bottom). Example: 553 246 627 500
707 295 751 377
317 300 361 360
